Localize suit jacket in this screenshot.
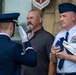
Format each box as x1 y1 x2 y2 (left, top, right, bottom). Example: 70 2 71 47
0 35 37 75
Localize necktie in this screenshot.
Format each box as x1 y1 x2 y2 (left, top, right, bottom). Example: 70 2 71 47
58 32 69 70
65 32 69 41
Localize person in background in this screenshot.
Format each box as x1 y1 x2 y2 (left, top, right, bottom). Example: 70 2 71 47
48 2 76 75
0 12 37 75
21 9 55 75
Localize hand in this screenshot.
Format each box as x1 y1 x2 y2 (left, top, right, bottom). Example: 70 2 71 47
56 48 68 59
50 46 60 63
18 26 28 42
51 46 60 55
50 53 57 63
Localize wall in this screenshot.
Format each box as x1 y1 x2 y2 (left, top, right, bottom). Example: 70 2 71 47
33 0 76 36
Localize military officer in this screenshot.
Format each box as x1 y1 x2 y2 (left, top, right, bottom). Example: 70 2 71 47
0 12 37 75
49 2 76 75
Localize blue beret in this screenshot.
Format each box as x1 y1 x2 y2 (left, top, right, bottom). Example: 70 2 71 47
0 13 20 23
58 3 76 13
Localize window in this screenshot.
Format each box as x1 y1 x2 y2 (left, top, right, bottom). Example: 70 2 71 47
2 0 32 42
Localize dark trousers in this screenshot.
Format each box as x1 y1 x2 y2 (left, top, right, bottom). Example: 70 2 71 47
56 73 76 75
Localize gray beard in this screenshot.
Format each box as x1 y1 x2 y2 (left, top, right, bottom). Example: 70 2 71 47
27 25 33 30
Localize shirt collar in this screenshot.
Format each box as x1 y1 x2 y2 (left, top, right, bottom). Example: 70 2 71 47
0 33 11 38
27 27 44 35
34 27 44 35
27 27 44 40
68 24 76 36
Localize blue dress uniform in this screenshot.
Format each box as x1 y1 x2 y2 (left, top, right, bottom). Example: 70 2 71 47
0 13 37 75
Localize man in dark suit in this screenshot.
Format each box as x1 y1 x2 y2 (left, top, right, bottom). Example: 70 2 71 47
0 12 37 75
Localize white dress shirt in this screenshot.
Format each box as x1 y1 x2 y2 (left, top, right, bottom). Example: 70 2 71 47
53 25 76 73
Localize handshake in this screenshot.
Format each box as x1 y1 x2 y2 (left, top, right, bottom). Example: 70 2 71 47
63 41 76 55
18 25 28 43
